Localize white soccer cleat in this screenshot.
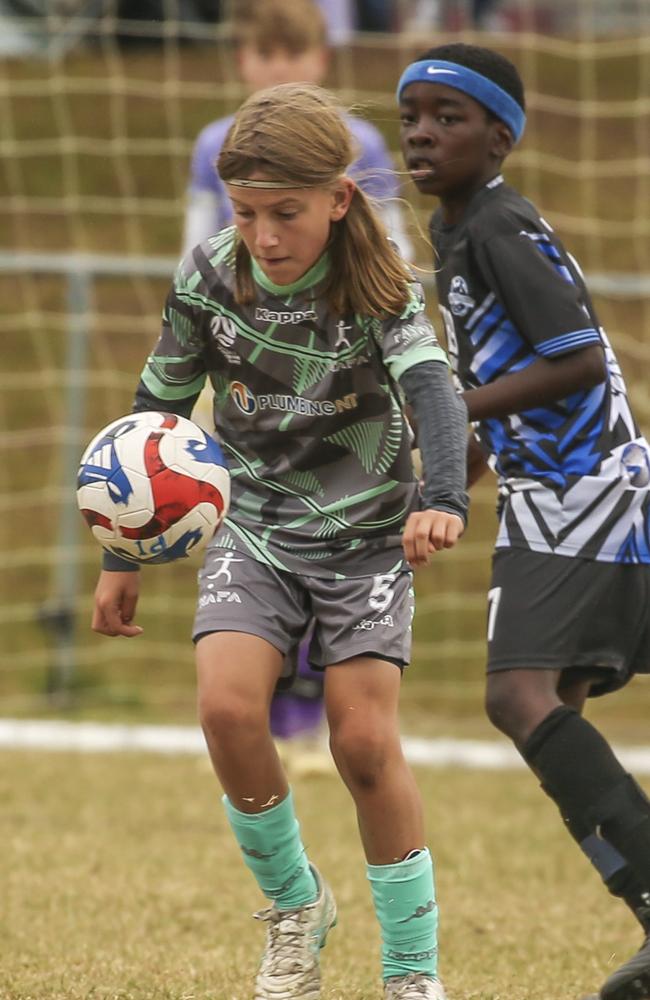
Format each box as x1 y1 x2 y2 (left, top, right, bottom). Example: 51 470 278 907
384 973 447 999
253 865 337 1000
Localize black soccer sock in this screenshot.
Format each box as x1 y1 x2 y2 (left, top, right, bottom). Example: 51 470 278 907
580 829 650 931
522 706 650 919
607 865 650 932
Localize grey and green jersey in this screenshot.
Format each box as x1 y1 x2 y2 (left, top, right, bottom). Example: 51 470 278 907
135 227 449 578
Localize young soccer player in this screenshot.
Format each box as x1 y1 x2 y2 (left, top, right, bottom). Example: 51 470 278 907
93 82 468 1000
183 0 413 259
185 0 414 745
398 41 650 1000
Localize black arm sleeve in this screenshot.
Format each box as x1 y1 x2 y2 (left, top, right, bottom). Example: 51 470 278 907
399 361 469 525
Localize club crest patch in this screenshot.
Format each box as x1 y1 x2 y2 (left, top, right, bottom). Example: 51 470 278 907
449 275 475 317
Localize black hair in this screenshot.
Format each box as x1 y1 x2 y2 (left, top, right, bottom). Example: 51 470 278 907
416 42 525 114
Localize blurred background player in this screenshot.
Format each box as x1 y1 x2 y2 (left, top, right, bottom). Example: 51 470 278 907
398 42 650 1000
185 0 413 748
183 0 412 259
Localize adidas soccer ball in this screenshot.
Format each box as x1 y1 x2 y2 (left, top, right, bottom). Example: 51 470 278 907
77 411 230 565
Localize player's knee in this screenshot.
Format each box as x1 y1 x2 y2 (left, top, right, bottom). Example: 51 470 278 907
484 681 525 741
487 670 565 745
198 689 265 745
329 718 390 790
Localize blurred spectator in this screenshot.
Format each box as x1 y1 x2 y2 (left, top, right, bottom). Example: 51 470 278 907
315 0 356 43
115 0 223 44
401 0 505 31
356 0 395 31
116 0 221 21
471 0 504 28
183 0 413 257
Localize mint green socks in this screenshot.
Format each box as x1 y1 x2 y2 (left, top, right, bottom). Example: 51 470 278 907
225 791 438 977
367 847 438 980
223 790 318 910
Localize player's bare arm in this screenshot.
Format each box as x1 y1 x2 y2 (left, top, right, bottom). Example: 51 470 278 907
92 569 143 638
467 434 489 488
463 343 606 422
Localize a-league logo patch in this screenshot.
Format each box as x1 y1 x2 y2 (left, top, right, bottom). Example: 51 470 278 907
448 275 475 317
621 442 650 488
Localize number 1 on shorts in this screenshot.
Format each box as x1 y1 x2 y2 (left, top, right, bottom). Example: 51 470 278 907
487 586 502 642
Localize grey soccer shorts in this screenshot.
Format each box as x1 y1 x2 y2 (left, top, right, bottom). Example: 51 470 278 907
192 548 415 682
487 547 650 696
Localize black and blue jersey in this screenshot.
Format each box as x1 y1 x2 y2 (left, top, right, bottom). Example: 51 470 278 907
431 176 650 564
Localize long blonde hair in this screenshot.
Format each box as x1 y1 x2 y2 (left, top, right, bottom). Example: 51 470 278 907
217 83 412 318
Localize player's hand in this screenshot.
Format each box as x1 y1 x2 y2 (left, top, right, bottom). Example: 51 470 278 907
402 509 464 567
92 570 143 637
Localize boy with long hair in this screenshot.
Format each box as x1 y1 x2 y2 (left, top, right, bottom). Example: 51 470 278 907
186 0 414 746
94 82 468 999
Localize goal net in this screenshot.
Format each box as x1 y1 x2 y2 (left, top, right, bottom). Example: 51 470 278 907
1 0 649 720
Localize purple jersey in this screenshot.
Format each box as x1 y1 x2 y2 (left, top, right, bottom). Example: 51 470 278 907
187 112 402 237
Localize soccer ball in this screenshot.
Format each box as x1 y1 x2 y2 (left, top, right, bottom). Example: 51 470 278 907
77 411 230 565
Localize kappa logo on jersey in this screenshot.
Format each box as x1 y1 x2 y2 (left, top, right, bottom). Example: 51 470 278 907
255 307 317 324
330 321 371 371
230 381 257 414
210 314 240 364
621 442 650 488
334 320 352 350
327 321 356 372
230 380 358 417
448 275 475 317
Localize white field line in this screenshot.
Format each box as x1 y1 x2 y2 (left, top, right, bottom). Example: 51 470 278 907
2 718 650 773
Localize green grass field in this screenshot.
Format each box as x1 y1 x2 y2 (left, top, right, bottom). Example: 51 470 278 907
2 747 648 1000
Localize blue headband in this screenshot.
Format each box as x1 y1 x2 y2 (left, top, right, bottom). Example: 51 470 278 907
396 59 526 143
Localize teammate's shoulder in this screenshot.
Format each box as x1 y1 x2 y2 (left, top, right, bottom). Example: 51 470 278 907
194 113 236 152
344 112 387 149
